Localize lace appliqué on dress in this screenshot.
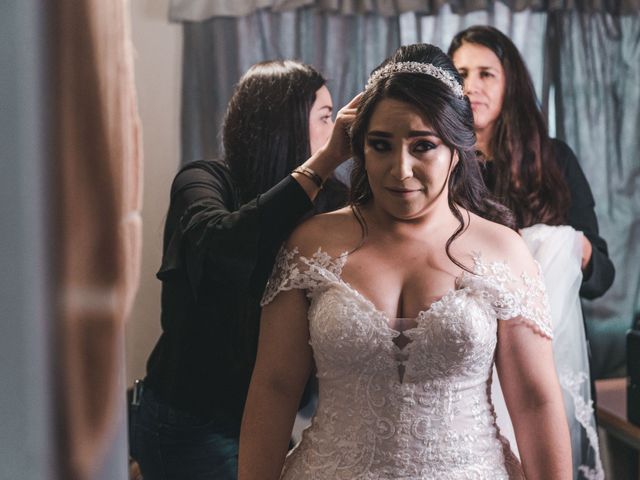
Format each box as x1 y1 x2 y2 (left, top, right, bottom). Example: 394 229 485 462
462 252 553 339
259 247 553 479
261 246 347 306
558 368 604 480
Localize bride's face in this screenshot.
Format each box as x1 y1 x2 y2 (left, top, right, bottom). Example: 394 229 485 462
363 98 456 221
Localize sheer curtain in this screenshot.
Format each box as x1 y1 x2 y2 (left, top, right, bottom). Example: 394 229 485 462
550 12 640 377
180 8 400 162
172 2 639 378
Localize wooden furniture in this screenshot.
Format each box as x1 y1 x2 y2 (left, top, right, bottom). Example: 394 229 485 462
596 378 640 479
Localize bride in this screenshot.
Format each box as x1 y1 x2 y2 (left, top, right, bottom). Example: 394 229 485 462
238 44 571 479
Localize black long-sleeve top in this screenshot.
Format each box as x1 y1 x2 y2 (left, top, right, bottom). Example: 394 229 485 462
482 139 615 300
144 160 346 426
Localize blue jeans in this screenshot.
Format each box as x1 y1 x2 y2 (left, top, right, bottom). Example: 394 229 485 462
129 384 239 480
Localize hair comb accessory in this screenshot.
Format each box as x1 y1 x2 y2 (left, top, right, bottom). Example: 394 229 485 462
366 61 464 98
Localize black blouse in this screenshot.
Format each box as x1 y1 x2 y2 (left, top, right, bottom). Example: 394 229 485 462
482 139 615 300
144 160 345 425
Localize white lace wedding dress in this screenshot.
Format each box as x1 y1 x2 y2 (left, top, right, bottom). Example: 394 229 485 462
261 246 555 479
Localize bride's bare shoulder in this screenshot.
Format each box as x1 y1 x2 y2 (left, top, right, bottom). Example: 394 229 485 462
463 212 534 270
286 207 360 257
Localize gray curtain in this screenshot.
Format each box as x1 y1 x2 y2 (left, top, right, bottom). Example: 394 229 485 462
180 4 548 164
175 4 639 378
181 8 400 162
169 0 640 19
549 12 640 377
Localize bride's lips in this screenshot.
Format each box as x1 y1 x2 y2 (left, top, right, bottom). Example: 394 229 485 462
385 187 423 197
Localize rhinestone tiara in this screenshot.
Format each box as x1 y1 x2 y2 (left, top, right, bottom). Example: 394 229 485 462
365 61 464 98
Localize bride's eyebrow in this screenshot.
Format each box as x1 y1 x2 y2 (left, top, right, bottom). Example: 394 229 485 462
367 131 392 137
367 130 438 138
367 130 440 138
408 130 437 138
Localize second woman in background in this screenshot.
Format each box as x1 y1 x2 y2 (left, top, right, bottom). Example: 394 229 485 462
448 25 615 298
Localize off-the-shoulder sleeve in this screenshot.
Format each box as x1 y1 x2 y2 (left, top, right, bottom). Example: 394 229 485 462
462 257 554 339
260 246 347 306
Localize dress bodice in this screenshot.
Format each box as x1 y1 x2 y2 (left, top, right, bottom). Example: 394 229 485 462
261 247 553 479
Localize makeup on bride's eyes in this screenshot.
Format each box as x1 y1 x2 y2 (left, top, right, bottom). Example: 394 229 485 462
366 137 439 156
366 138 391 152
412 140 436 152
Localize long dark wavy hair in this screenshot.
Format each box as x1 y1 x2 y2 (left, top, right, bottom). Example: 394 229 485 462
350 43 515 271
222 60 325 204
448 26 570 228
220 60 344 377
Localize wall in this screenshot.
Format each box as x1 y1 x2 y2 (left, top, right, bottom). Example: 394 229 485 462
0 2 54 478
126 0 182 385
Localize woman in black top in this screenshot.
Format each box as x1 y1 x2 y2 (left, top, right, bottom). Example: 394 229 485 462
447 26 614 298
130 60 358 479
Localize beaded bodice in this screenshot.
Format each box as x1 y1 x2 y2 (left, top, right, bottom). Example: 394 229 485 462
261 247 552 479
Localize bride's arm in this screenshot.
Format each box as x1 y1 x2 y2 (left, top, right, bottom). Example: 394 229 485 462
496 322 571 479
238 286 313 480
495 248 572 480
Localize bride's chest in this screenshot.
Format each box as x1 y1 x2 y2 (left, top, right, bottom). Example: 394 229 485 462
340 255 460 320
307 283 498 381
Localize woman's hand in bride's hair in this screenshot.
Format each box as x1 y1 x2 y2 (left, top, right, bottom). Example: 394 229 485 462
299 92 362 196
320 92 363 166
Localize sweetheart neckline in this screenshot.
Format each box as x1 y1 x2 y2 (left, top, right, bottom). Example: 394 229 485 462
335 278 467 335
302 247 488 335
318 278 484 383
263 247 544 337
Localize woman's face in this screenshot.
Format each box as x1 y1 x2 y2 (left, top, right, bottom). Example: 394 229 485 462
308 85 334 155
452 42 506 136
363 98 456 221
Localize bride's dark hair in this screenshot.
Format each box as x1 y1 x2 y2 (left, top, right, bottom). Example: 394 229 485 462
350 43 515 271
